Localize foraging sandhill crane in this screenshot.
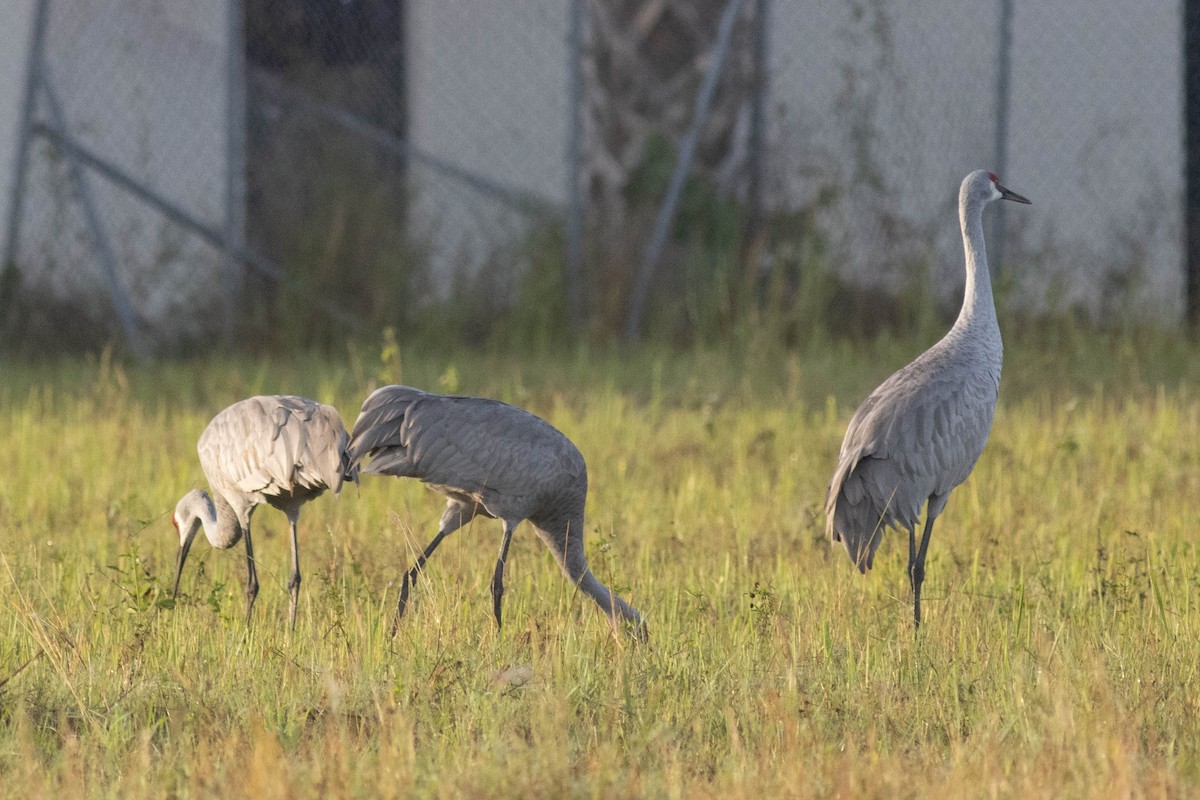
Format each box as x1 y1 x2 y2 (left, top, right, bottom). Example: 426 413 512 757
346 385 645 639
171 395 354 629
826 170 1030 628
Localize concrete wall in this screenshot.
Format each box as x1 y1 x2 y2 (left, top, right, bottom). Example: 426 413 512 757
0 0 235 346
767 0 1181 318
0 0 1185 334
404 0 568 293
404 0 1182 320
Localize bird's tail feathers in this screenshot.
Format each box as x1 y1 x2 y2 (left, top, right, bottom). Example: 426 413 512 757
339 449 360 492
357 448 412 477
346 385 425 471
826 459 889 574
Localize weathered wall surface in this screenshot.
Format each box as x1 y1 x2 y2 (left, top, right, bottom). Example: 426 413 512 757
1 1 1184 338
408 0 1182 319
767 0 1181 318
405 0 568 294
0 0 236 346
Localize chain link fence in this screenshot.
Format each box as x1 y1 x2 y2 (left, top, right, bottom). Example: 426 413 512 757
0 0 1187 354
1006 1 1181 318
2 0 239 355
763 0 1182 327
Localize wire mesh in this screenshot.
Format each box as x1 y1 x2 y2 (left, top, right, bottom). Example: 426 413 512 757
1006 0 1182 318
10 0 233 349
245 0 570 342
763 0 1183 321
1 0 1189 352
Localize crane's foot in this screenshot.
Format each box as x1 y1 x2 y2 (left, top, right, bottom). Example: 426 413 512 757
244 585 259 624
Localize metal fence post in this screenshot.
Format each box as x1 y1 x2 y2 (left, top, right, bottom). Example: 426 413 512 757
2 0 50 274
225 0 247 339
623 0 746 342
746 0 769 244
565 0 584 328
990 0 1013 278
1187 0 1200 330
41 77 150 359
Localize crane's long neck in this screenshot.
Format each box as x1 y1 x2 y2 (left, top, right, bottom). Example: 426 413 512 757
546 513 646 639
954 194 998 333
577 569 644 632
190 490 243 549
173 489 245 599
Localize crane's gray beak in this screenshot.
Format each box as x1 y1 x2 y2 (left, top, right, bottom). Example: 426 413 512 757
173 528 196 598
997 183 1031 204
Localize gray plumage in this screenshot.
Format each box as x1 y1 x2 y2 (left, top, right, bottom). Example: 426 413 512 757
346 385 644 638
171 395 354 628
826 170 1030 626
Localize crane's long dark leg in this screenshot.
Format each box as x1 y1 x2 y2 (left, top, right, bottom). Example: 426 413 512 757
286 513 301 631
242 523 260 623
910 513 937 629
391 501 478 635
907 524 917 619
490 520 517 630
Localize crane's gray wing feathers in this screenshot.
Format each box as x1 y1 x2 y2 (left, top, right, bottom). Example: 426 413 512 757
199 395 350 503
826 356 998 572
344 385 427 472
289 399 352 496
347 385 586 518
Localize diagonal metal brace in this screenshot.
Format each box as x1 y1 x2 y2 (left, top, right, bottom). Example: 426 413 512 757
623 0 747 342
40 73 151 360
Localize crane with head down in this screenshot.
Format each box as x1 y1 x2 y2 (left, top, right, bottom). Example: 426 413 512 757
346 385 645 639
171 395 354 629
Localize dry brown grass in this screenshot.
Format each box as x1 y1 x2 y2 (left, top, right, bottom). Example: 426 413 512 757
1 337 1199 797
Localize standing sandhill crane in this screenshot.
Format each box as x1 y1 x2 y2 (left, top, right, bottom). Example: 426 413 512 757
346 385 645 639
171 395 354 629
826 170 1030 628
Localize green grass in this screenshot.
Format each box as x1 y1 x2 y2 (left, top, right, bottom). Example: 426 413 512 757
2 331 1200 798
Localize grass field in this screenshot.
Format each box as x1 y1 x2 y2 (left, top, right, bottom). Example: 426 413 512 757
2 332 1200 798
